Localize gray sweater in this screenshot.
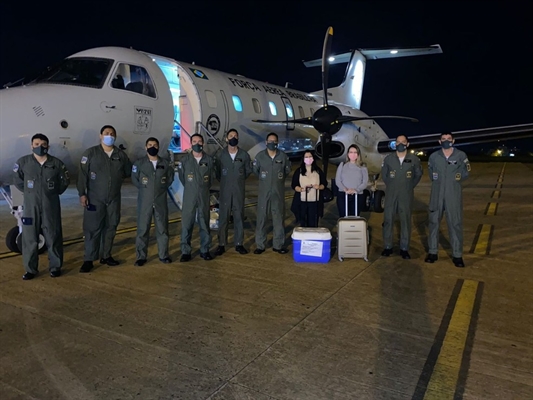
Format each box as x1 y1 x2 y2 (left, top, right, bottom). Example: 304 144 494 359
335 162 369 193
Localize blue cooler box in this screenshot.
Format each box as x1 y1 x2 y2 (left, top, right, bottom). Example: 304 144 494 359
291 227 332 263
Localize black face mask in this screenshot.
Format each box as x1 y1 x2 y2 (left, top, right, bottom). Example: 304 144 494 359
396 143 407 153
228 137 238 147
441 140 453 149
192 144 203 153
147 147 159 156
266 142 278 151
33 146 48 156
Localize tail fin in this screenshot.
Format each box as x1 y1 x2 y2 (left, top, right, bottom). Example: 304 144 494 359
303 45 442 110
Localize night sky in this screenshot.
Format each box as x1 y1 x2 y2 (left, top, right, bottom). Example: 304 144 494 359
1 1 532 151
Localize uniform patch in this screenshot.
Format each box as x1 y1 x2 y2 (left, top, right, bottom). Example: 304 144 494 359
187 174 193 182
90 172 96 180
222 168 228 176
177 161 182 169
432 172 438 180
48 181 55 190
203 175 209 183
13 163 19 172
390 170 396 178
64 170 70 179
132 165 138 173
455 173 461 181
141 177 148 185
161 176 166 184
27 180 34 189
278 172 283 179
465 158 471 171
406 171 412 178
260 171 267 179
253 160 257 166
81 156 88 164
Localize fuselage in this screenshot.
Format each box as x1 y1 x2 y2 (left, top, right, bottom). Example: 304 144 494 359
0 46 390 186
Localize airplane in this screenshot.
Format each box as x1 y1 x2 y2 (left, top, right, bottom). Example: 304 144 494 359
1 27 532 254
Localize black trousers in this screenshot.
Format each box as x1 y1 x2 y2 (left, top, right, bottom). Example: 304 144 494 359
299 201 319 227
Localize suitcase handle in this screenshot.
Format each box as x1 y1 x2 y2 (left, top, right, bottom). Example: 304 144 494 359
345 192 358 217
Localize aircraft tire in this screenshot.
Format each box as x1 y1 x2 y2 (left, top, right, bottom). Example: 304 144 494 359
362 189 371 211
6 226 20 253
373 190 385 213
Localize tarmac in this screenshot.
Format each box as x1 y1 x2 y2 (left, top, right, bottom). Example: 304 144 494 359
0 161 532 400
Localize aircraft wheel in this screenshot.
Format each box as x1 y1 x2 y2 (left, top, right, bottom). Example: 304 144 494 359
373 190 385 213
6 226 20 253
7 228 47 254
362 189 371 211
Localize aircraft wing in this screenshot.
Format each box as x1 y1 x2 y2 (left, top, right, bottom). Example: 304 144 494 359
377 123 533 153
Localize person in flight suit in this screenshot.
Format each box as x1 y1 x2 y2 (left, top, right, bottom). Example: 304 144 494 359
380 135 423 259
253 132 292 254
13 133 70 280
425 132 471 268
213 129 252 256
132 137 175 266
77 125 132 273
177 133 215 262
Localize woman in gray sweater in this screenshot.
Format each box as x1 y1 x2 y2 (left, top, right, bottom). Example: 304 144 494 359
335 144 369 217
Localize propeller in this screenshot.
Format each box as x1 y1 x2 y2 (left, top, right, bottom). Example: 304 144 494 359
253 26 419 178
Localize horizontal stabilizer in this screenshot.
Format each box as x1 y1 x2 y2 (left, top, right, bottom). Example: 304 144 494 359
303 45 442 67
377 123 533 153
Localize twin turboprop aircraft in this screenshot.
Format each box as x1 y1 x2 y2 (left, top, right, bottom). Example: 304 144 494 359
1 27 532 254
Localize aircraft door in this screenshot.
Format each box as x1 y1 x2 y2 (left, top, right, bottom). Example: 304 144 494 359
219 90 230 134
281 96 295 130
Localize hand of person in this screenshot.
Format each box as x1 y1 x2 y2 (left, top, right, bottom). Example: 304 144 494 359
313 184 320 189
79 195 89 207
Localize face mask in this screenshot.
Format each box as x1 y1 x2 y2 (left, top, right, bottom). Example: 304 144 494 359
102 135 115 146
192 144 203 153
266 142 278 151
33 145 48 157
304 158 313 165
396 143 406 153
147 147 159 156
228 137 238 147
348 153 358 161
441 140 452 149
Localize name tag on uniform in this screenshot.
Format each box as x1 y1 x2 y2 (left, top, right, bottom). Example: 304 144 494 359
275 160 282 164
199 162 208 167
448 160 457 165
404 159 412 163
235 158 242 162
112 157 120 161
22 217 33 225
157 165 165 169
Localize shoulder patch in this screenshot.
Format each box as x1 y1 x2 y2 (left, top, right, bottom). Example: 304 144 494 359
81 156 88 164
13 163 19 172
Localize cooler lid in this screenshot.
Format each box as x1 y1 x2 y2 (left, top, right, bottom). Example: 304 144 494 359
291 227 332 240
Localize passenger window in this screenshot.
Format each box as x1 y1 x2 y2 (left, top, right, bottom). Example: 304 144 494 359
252 98 261 114
285 104 294 118
205 90 217 108
298 106 305 118
110 63 156 98
269 101 277 116
232 95 243 112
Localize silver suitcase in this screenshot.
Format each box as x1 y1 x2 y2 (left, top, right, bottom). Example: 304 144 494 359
337 193 369 261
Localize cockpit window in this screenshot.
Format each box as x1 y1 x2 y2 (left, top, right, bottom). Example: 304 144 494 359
110 63 156 98
32 57 112 88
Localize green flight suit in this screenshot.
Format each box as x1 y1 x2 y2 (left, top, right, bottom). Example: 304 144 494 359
177 152 214 254
132 156 175 260
427 148 471 257
77 145 132 261
214 146 252 247
253 149 291 250
381 152 423 251
13 154 70 274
